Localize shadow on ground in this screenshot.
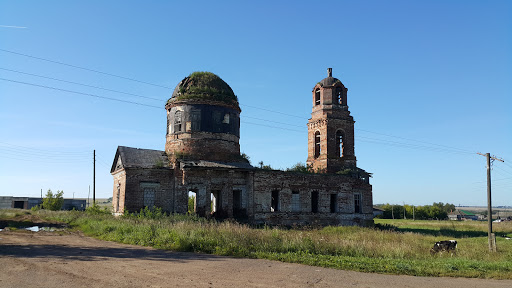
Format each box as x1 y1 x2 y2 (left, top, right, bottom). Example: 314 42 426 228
0 234 222 263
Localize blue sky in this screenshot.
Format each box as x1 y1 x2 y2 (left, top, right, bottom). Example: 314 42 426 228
0 0 510 206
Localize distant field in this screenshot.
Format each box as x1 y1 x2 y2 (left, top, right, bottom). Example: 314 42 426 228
1 210 508 279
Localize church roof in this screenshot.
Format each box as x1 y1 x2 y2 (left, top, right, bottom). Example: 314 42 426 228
111 146 169 173
180 160 254 170
168 72 239 109
317 68 343 87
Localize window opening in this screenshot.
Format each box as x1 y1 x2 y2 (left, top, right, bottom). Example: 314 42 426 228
311 191 319 213
143 188 156 208
191 110 201 131
337 90 343 105
271 190 280 212
223 113 230 124
314 131 321 158
116 186 120 212
330 194 337 213
291 191 300 212
212 111 222 132
315 89 321 105
233 189 242 216
188 190 197 214
336 130 344 157
354 194 361 214
174 111 182 133
211 190 221 213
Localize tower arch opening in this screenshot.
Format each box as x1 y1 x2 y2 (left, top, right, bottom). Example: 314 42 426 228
314 131 321 158
336 130 344 157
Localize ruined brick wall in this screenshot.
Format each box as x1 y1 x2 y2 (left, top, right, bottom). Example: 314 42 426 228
116 168 174 214
112 170 126 214
176 168 252 218
252 170 373 226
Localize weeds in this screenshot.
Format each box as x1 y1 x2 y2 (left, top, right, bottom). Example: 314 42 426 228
3 210 511 279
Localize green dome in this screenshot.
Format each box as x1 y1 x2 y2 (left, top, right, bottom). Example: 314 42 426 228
168 72 239 108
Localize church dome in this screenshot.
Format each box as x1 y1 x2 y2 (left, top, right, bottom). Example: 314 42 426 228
318 68 343 87
168 72 239 109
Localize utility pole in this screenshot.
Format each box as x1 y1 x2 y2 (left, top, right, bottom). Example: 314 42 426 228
88 185 90 208
477 152 504 252
93 150 96 206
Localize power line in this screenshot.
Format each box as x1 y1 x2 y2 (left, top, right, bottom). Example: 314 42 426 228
0 77 162 109
241 121 304 133
356 128 475 154
0 48 173 89
240 104 305 119
0 141 90 155
0 67 165 102
244 115 305 128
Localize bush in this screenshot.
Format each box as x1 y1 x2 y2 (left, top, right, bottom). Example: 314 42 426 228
42 189 64 211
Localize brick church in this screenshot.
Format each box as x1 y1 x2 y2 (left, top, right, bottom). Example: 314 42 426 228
111 69 373 226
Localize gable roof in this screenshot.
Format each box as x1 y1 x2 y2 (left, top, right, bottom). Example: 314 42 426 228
180 160 254 170
111 146 170 173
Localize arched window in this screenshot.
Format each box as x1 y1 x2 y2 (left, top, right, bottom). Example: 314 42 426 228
314 131 321 158
336 130 344 157
174 111 182 133
337 89 343 105
315 89 321 106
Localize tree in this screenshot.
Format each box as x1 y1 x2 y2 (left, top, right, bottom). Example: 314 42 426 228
188 195 196 214
286 162 311 173
42 189 64 211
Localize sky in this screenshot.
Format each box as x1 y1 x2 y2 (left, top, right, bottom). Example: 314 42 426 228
0 0 510 206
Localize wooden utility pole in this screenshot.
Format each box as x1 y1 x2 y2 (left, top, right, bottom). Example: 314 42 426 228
477 152 504 252
93 150 96 206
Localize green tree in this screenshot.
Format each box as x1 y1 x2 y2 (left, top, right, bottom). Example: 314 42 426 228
286 162 311 173
188 195 196 214
42 189 64 211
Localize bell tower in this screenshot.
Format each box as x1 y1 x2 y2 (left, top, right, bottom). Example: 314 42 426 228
306 68 356 173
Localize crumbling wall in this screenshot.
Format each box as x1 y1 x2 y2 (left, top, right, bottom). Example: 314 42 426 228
252 170 373 226
115 168 174 214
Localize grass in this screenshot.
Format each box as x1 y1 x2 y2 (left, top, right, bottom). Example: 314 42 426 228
1 209 511 279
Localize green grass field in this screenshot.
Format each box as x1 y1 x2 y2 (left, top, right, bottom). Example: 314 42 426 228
1 209 511 279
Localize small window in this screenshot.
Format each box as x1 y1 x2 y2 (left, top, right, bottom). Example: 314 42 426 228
336 130 344 157
222 113 230 124
311 191 319 213
191 110 201 131
315 89 321 105
330 194 337 213
174 111 182 133
314 131 321 158
354 194 361 213
271 190 280 212
291 191 300 212
143 188 155 208
212 111 222 132
337 89 343 105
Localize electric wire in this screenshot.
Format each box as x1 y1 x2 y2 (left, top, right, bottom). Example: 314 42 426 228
0 67 166 102
0 77 162 109
0 48 173 89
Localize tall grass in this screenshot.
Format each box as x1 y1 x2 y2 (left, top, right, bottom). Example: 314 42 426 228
9 210 512 279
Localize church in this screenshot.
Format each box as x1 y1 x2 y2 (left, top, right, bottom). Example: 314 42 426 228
110 69 373 226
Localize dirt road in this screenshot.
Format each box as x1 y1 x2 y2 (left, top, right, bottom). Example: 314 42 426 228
1 230 511 288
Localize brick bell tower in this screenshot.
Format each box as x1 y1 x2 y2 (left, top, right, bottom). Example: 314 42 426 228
307 68 356 173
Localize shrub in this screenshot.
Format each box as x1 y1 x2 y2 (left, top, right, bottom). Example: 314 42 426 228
42 189 64 211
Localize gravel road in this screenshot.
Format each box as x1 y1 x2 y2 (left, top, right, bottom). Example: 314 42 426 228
1 230 511 288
